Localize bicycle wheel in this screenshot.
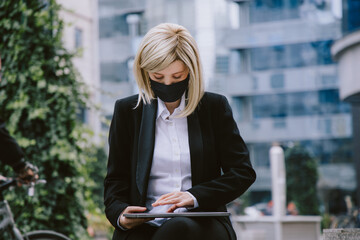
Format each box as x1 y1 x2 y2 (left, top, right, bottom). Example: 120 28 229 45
22 230 71 240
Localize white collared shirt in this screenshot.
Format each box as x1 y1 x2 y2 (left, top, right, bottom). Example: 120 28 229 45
145 94 197 226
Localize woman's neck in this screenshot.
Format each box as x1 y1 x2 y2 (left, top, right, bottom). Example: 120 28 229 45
165 99 181 115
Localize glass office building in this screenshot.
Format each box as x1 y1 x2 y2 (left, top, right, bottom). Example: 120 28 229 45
331 0 360 208
220 0 354 212
98 0 235 127
98 0 147 128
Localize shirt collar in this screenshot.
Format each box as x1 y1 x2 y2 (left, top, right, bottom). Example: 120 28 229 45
157 93 186 120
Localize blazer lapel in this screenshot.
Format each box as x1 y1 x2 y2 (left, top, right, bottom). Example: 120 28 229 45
136 100 157 199
187 108 204 186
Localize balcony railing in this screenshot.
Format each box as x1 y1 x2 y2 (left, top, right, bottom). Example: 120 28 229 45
237 114 352 143
223 19 341 49
221 65 338 96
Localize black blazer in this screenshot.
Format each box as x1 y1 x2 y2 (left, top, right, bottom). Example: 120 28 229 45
0 118 25 171
104 92 256 240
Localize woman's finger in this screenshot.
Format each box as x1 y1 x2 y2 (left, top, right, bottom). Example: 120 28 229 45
120 206 154 229
154 197 181 206
125 206 147 213
155 192 177 202
167 204 180 213
153 192 182 206
153 196 179 206
166 198 192 212
153 192 194 208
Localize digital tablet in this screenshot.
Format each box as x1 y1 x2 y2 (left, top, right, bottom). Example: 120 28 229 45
123 212 230 218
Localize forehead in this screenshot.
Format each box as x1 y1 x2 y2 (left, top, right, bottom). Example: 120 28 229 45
153 60 186 74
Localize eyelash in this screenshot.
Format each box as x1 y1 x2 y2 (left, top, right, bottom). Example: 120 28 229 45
154 76 182 80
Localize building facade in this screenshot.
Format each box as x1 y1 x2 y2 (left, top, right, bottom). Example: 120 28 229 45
98 0 145 119
219 0 354 213
331 0 360 207
98 0 238 126
98 0 355 213
58 0 101 140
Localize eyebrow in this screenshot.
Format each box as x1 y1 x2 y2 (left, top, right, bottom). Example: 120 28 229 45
153 70 185 75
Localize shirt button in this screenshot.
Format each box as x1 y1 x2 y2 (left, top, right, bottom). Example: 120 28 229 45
168 122 173 126
172 138 177 142
176 184 180 188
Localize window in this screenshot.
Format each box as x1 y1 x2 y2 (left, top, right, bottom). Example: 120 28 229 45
249 143 271 167
99 17 113 38
270 73 284 88
232 96 250 122
300 138 353 164
249 0 301 23
250 40 334 71
343 0 360 34
77 107 87 124
251 90 351 119
99 14 130 38
324 118 332 134
100 62 129 82
252 94 287 119
75 27 83 49
252 76 258 90
249 138 352 169
215 56 229 74
319 89 339 104
249 0 334 24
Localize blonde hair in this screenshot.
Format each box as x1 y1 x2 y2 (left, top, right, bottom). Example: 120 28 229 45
133 23 204 117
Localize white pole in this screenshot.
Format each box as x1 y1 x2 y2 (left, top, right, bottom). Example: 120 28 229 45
270 143 286 240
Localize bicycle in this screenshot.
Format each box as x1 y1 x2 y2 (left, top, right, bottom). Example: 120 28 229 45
0 177 71 240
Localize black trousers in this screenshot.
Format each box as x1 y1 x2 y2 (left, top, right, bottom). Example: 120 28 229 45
123 217 231 240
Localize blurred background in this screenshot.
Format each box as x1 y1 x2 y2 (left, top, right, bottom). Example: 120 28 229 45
1 0 360 239
96 0 359 223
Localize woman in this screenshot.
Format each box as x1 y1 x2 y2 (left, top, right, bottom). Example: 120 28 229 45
104 23 256 240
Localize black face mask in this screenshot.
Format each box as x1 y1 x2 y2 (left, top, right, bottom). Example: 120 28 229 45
150 75 189 103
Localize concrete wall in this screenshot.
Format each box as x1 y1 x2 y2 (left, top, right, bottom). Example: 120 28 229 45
331 30 360 102
324 229 360 240
58 0 101 140
232 216 321 240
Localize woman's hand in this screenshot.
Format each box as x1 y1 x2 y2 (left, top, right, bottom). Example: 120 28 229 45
152 191 194 212
119 206 154 230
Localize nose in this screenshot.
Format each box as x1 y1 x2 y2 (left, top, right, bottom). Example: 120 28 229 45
163 77 177 86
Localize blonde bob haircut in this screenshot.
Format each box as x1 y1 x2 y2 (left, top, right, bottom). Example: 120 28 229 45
133 23 204 117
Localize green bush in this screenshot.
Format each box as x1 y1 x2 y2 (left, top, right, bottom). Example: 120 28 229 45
285 144 320 215
0 0 101 239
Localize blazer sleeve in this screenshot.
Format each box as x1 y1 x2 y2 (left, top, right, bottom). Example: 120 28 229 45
104 100 131 230
187 95 256 209
0 119 26 172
